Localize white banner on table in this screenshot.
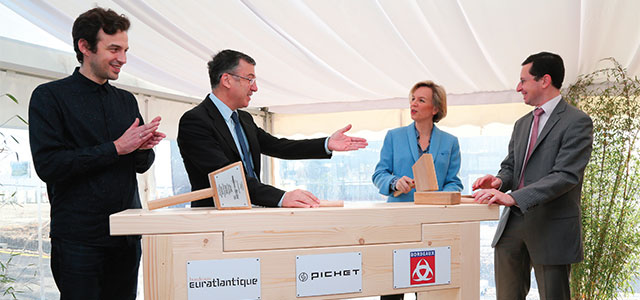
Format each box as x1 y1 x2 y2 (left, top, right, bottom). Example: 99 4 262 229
187 257 260 300
393 247 451 289
296 252 362 297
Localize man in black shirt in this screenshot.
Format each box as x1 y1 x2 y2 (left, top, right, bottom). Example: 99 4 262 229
28 7 165 300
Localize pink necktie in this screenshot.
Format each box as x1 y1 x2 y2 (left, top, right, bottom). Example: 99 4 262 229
518 107 545 189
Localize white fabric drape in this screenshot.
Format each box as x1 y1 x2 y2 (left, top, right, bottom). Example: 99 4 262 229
2 0 640 113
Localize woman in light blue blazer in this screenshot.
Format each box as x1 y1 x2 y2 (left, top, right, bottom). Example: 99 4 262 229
373 80 463 203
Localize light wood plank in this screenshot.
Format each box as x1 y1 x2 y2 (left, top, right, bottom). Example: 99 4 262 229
110 202 499 236
414 192 461 205
319 200 344 207
417 288 461 299
143 235 174 300
224 223 421 251
460 222 480 300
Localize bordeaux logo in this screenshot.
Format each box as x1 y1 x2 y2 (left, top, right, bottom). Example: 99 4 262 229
410 250 435 285
298 272 309 282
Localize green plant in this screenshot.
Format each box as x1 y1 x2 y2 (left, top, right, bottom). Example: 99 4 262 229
0 253 20 299
0 93 26 163
0 251 36 299
0 93 33 298
0 93 27 128
565 58 640 299
0 93 27 208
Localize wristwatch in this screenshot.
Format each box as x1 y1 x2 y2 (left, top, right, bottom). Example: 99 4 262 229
390 177 399 192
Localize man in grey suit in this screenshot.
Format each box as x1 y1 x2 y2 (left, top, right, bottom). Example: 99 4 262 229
472 52 593 299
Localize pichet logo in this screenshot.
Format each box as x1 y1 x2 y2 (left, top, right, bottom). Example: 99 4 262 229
297 269 360 282
410 250 435 285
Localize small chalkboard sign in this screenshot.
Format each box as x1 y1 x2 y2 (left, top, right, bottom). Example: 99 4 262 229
209 161 251 210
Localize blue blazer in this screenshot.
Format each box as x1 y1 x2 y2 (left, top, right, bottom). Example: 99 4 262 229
372 123 463 202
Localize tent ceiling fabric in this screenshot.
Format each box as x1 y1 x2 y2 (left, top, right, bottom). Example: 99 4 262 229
3 0 640 113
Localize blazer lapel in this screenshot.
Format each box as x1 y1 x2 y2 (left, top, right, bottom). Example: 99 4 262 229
430 125 443 163
203 98 240 158
514 112 534 185
406 123 420 163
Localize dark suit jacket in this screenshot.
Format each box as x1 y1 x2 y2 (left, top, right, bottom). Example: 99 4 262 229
177 96 331 207
493 98 593 265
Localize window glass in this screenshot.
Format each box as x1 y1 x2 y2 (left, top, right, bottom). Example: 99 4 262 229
273 131 386 202
152 139 191 208
0 127 58 299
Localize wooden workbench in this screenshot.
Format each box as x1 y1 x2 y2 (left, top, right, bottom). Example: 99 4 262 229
110 201 498 300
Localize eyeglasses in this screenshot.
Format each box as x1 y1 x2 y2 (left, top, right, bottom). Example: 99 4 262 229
228 73 257 85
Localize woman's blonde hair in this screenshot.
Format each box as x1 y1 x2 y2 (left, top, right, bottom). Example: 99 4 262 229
409 80 447 123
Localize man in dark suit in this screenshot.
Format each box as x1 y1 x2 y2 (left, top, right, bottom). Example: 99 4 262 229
178 49 367 208
472 52 593 299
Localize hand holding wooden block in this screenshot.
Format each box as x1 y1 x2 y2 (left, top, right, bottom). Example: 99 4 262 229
392 182 415 197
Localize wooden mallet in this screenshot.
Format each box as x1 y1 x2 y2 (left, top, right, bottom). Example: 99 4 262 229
146 162 343 210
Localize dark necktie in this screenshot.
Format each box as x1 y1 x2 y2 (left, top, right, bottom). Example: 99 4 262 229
518 107 545 189
231 112 256 178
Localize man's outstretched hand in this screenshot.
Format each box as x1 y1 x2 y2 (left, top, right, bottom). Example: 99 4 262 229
327 124 368 151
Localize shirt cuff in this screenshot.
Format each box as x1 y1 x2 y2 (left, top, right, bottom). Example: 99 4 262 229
324 138 332 155
506 192 519 208
496 176 504 191
277 194 285 207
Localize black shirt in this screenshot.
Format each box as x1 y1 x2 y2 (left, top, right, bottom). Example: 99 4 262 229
29 68 154 246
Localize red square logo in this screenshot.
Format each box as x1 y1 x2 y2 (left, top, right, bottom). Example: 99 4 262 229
410 250 435 285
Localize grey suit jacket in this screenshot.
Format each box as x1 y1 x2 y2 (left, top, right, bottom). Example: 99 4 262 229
492 98 593 265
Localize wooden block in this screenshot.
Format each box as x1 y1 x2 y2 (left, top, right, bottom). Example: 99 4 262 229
412 154 438 191
460 195 477 204
414 191 461 205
